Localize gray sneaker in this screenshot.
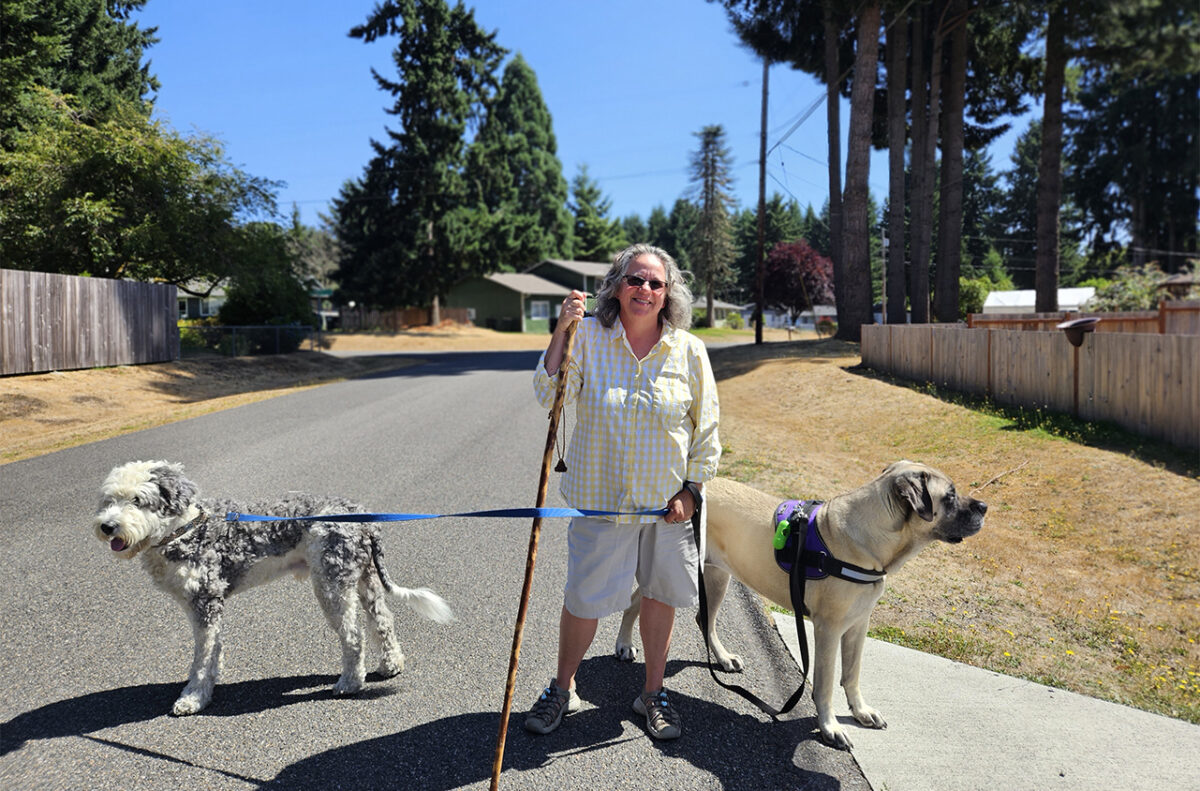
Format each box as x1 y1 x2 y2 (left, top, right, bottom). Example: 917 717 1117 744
524 679 581 735
633 688 681 740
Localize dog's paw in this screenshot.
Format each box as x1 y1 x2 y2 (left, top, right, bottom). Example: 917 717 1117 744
614 639 638 662
818 721 854 751
333 674 365 695
171 694 206 716
376 652 405 678
715 652 745 672
851 704 886 730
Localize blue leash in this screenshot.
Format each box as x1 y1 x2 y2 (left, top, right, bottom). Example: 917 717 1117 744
226 506 669 523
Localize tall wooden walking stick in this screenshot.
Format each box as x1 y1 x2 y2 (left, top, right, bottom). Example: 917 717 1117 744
490 321 577 790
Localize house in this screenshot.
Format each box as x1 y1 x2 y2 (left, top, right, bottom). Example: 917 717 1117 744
737 303 837 328
445 272 569 333
523 259 610 294
982 287 1096 314
310 287 338 331
178 282 226 320
692 297 743 326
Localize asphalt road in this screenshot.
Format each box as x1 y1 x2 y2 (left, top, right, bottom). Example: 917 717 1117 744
0 350 870 791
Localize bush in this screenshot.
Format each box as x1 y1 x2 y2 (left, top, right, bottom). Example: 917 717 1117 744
725 311 744 329
959 277 991 320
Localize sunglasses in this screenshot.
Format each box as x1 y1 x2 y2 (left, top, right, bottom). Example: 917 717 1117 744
621 274 667 291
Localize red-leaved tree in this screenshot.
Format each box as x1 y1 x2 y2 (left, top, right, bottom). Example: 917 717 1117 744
763 240 835 316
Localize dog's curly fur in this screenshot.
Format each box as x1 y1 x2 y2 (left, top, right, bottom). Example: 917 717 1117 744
92 460 453 715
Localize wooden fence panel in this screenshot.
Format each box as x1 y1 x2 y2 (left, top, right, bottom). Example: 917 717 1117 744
894 325 933 381
988 330 1074 413
863 323 1198 450
1 269 177 375
1083 333 1199 447
930 326 990 395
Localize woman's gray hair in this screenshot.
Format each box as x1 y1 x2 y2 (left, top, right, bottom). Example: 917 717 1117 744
593 243 694 330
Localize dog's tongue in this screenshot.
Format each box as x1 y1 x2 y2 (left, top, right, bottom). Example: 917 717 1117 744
110 537 127 552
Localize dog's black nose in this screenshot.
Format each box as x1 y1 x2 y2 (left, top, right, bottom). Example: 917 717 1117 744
100 522 117 535
974 500 988 516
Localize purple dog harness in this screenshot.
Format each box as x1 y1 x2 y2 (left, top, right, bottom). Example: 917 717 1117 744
773 500 886 584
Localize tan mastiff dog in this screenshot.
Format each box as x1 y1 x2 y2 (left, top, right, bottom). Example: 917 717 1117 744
616 461 987 748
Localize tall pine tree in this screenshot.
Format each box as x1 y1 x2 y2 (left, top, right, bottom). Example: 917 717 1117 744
465 53 572 270
688 124 737 327
569 164 624 261
347 0 505 319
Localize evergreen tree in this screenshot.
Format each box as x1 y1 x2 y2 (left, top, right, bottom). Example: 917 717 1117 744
664 198 700 273
465 53 572 270
645 205 672 251
621 213 648 246
999 121 1085 287
730 194 806 301
688 125 737 327
960 149 1006 277
347 0 506 317
1 0 159 147
1067 67 1199 273
569 164 625 261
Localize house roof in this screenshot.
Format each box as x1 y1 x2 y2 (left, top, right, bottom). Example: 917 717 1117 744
983 287 1095 310
693 297 743 310
526 259 611 278
485 272 571 296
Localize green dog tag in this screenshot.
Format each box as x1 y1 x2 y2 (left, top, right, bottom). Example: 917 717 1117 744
773 519 791 550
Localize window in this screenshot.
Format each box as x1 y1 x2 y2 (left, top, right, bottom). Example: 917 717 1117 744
530 300 550 320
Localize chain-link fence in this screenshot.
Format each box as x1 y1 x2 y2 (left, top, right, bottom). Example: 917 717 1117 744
179 324 318 357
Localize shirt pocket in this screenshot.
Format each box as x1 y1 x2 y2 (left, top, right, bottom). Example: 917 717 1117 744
653 367 693 430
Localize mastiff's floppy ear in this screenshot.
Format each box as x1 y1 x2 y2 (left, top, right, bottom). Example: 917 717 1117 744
893 468 934 522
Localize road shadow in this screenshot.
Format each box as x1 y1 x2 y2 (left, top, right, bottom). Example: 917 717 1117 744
350 349 544 379
0 672 369 756
261 656 853 791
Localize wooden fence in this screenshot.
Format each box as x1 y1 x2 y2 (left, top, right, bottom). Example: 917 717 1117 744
1 269 178 376
338 305 472 332
967 300 1200 335
861 323 1199 451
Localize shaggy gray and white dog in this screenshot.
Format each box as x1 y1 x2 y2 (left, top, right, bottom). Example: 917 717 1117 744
92 460 453 716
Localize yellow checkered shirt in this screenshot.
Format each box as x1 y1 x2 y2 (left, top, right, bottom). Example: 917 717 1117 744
534 317 721 523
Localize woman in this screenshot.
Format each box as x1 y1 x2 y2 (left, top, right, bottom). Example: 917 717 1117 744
526 243 720 740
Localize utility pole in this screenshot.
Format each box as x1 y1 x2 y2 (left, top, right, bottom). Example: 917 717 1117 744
755 58 769 345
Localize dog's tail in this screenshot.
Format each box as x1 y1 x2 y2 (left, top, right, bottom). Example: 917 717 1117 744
370 539 455 624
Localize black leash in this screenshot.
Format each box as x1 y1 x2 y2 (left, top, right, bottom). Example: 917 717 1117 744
691 505 810 719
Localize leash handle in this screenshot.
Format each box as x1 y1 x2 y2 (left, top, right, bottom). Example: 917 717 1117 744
491 320 577 790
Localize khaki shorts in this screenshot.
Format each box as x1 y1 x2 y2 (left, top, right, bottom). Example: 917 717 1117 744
563 514 703 619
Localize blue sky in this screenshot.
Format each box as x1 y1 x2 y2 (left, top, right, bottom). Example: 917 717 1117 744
134 0 1030 230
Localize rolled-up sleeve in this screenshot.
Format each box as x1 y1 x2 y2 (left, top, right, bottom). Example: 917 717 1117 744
533 340 584 410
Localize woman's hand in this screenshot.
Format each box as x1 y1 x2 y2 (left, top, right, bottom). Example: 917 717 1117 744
557 290 586 331
545 290 587 375
665 487 696 524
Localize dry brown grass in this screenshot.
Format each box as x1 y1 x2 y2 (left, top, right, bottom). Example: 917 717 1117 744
2 327 1196 722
